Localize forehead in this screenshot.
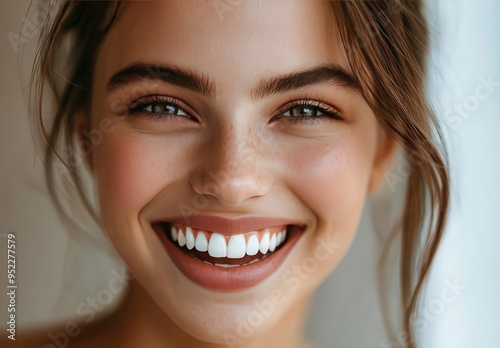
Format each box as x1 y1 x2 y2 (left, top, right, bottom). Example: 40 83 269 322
96 0 349 93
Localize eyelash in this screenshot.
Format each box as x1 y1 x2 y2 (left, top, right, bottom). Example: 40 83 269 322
273 97 344 124
128 96 192 121
127 95 344 124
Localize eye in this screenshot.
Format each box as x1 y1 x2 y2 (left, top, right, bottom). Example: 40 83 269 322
144 103 187 116
275 98 344 124
284 105 322 118
127 96 192 120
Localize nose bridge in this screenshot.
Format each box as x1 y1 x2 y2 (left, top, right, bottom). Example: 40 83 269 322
215 124 255 174
190 120 272 206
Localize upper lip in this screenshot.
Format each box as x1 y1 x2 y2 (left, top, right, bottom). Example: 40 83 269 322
155 215 305 234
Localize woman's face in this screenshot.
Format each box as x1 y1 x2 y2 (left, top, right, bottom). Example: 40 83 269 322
85 0 393 344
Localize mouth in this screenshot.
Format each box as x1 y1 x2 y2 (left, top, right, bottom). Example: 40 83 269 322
160 222 289 266
152 217 305 292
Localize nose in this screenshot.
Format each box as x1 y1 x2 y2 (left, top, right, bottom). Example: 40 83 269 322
189 127 273 207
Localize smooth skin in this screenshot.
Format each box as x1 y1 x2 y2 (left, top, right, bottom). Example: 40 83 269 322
12 1 397 347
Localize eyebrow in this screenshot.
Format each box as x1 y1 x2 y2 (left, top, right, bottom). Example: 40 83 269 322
107 63 216 96
251 65 360 100
107 62 361 100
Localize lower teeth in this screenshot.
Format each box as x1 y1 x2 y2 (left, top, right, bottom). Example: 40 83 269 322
214 263 243 268
195 254 268 268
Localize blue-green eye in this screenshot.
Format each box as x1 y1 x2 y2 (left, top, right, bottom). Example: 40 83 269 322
284 105 322 118
276 99 344 124
128 96 192 119
143 103 188 116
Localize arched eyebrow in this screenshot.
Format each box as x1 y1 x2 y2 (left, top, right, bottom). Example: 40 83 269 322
250 65 361 100
107 63 216 96
107 62 361 100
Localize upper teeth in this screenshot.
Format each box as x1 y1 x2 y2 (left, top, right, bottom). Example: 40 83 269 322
171 225 287 259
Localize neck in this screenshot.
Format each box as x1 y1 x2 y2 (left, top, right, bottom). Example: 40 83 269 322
111 278 313 348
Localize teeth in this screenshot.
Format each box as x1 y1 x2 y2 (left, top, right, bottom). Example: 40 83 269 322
208 233 227 258
247 258 261 265
259 231 270 254
171 226 178 241
207 258 261 267
214 263 241 268
177 229 186 247
199 258 260 267
227 235 246 259
246 234 260 256
269 233 277 252
185 227 195 250
195 232 208 252
169 225 290 260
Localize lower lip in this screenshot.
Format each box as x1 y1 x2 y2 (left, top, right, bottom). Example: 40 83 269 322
153 224 303 292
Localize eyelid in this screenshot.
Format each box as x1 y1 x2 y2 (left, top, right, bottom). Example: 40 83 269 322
127 94 196 119
273 96 345 120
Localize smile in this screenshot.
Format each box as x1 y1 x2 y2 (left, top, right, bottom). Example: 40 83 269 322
168 223 288 264
152 216 306 292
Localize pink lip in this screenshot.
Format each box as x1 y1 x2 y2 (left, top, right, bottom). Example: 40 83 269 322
162 215 306 234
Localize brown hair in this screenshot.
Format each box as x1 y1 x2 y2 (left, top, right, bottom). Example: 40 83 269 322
32 1 449 346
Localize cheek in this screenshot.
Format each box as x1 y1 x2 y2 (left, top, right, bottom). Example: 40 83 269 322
91 130 197 268
286 137 372 223
96 136 155 209
281 134 376 282
93 131 186 225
